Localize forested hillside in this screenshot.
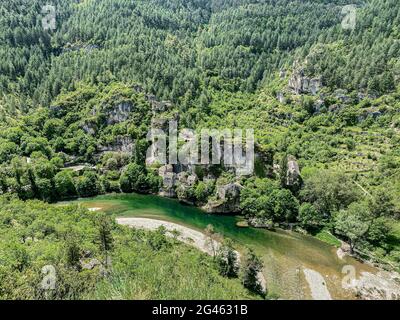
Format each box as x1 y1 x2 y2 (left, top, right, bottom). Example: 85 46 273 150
2 0 399 112
0 0 400 299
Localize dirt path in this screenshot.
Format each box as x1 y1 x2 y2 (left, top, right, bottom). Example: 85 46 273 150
116 217 267 293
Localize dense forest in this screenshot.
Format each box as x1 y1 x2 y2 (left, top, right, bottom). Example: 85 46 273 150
0 0 399 299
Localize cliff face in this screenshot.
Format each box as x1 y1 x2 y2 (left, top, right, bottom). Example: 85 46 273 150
288 70 322 95
105 102 134 125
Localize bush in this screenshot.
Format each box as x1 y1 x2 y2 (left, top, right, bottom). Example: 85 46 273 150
240 178 298 222
215 239 239 278
75 171 100 198
55 171 77 198
298 202 324 230
240 248 265 296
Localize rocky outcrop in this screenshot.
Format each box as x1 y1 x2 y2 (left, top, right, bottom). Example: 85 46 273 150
146 93 173 114
286 156 301 188
82 122 97 135
337 241 351 260
346 271 400 300
203 183 242 213
313 99 325 113
288 70 322 95
150 117 169 131
177 172 198 186
328 104 343 113
357 92 377 102
358 108 383 121
276 92 286 104
175 172 199 204
99 136 134 154
334 89 351 104
105 102 133 125
80 258 101 270
248 217 274 229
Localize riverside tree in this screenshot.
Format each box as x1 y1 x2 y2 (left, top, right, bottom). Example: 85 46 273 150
97 214 114 269
215 238 239 278
240 248 265 296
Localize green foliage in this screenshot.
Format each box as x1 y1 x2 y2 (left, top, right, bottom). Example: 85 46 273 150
298 203 324 230
75 171 100 198
215 238 239 278
147 226 170 251
64 237 81 270
334 202 370 252
269 189 299 223
240 248 265 296
96 214 114 268
300 170 360 217
0 140 17 163
0 196 252 300
119 163 157 194
194 181 214 203
0 0 399 287
43 119 65 140
240 178 298 223
54 171 77 198
314 230 341 248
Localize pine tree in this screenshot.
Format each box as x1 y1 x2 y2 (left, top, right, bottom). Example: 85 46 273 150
240 248 265 296
216 238 239 278
97 214 114 269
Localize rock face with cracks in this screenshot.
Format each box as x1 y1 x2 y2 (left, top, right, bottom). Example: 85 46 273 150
288 70 322 95
203 183 243 214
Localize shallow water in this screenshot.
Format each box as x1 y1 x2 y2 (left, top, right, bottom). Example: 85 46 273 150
75 193 376 300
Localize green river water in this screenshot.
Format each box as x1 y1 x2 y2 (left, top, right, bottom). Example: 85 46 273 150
75 193 376 300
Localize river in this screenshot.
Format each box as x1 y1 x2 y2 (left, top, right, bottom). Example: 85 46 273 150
74 193 377 300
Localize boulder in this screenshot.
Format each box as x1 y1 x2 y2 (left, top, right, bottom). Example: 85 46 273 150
276 92 286 104
80 258 101 270
357 92 377 102
105 102 133 125
99 136 134 154
82 122 96 135
334 89 351 104
151 117 169 131
328 104 343 113
203 183 242 213
187 174 198 186
159 164 174 176
347 271 400 300
177 172 188 184
286 156 301 187
313 99 325 113
358 108 383 121
248 217 274 229
288 70 322 95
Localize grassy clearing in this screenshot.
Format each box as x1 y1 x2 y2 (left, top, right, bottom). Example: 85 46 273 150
314 229 341 248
